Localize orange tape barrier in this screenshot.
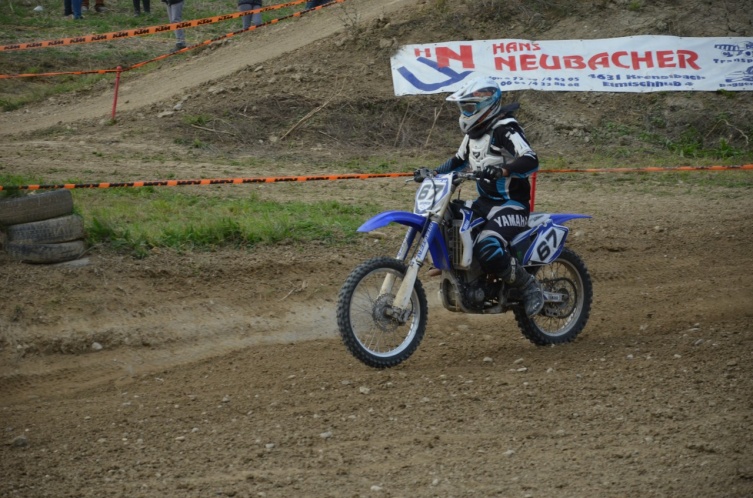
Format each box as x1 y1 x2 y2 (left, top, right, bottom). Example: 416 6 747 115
1 165 751 191
0 0 305 52
543 164 753 174
0 173 412 191
0 0 346 79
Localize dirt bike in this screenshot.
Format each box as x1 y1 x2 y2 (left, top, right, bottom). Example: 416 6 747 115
336 169 593 368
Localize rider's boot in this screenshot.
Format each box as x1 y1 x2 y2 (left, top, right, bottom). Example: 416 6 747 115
502 259 544 317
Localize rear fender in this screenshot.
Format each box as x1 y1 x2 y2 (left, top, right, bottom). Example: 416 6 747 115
549 213 591 225
515 213 591 265
529 212 592 227
358 211 452 270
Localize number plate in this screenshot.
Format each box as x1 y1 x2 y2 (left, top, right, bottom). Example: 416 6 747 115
414 176 451 215
525 221 569 265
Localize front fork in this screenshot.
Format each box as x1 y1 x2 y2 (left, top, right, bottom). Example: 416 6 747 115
382 223 438 323
379 227 417 296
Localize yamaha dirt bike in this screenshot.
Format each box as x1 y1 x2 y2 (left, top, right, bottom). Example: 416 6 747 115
336 169 593 368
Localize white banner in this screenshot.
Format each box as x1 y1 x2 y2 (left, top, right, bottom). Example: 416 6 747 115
390 36 753 95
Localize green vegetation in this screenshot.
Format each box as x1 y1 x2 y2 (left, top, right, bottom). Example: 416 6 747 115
588 116 753 163
627 0 644 12
0 0 305 111
70 187 379 258
4 167 749 262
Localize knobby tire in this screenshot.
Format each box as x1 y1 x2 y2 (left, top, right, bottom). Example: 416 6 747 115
514 247 593 346
336 257 428 369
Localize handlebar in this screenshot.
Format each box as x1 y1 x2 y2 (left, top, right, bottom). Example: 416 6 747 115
413 169 485 185
454 171 482 181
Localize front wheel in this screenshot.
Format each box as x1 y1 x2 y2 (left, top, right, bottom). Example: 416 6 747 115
336 257 428 368
514 247 593 346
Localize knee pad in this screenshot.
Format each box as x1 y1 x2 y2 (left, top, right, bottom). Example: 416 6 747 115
474 236 511 274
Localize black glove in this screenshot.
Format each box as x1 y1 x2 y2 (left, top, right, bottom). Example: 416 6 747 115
481 165 503 181
413 168 432 183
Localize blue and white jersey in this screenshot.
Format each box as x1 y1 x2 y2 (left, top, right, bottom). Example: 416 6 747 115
436 116 539 208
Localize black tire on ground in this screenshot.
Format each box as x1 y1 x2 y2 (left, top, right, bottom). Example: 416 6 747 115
336 257 428 369
514 247 593 346
6 214 85 244
0 190 74 227
5 240 86 264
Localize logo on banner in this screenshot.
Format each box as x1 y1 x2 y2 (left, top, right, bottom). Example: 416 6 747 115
715 41 753 87
395 45 475 92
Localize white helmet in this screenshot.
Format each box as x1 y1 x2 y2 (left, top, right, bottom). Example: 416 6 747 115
446 76 504 136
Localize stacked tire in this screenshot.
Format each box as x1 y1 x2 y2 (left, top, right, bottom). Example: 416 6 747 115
0 190 87 264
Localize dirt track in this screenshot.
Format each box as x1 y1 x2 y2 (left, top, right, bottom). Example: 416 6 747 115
2 172 752 497
2 0 753 495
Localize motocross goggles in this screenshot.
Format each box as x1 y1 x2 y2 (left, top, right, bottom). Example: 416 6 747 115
457 89 498 116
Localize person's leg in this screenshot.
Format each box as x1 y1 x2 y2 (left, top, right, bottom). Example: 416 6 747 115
168 1 185 49
81 0 88 11
251 2 262 26
473 201 543 317
143 0 149 13
239 3 252 30
173 1 185 44
64 0 73 16
132 0 140 15
72 0 83 18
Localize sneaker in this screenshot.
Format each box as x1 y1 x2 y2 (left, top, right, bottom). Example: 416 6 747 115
94 4 105 12
170 42 186 53
81 5 88 11
133 10 140 16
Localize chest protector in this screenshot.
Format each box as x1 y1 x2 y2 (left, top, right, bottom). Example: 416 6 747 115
459 121 516 172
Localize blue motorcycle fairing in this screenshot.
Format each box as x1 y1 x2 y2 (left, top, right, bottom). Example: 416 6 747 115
549 213 591 224
513 213 591 265
358 210 452 270
531 213 592 226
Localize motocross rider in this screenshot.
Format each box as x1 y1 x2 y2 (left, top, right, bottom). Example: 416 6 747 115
415 76 544 317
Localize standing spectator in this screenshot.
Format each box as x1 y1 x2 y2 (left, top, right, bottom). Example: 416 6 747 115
64 0 84 19
81 0 105 13
133 0 150 16
305 0 332 9
238 0 262 30
162 0 186 53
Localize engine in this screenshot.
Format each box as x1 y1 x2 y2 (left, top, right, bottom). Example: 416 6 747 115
439 205 504 313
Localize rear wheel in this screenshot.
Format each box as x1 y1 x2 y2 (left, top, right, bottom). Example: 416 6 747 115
336 257 428 368
514 247 592 345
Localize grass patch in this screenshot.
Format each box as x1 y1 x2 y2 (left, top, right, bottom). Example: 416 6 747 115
74 187 379 257
0 174 47 197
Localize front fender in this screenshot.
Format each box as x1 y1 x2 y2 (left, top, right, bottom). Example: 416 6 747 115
358 210 427 233
358 211 452 270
